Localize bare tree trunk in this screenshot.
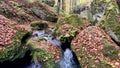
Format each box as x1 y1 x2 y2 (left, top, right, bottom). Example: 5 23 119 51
57 0 81 14
57 0 62 15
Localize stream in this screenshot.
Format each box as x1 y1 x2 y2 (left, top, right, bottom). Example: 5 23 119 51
0 29 80 68
32 30 81 68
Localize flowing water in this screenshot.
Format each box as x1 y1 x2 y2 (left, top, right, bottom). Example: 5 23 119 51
32 30 81 68
0 30 80 68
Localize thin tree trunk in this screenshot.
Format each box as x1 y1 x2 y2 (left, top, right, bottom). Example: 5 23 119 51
57 0 62 15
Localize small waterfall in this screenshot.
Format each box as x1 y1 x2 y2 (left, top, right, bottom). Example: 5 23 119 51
59 48 80 68
32 30 81 68
32 30 61 48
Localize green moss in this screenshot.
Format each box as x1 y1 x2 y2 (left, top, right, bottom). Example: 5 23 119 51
0 30 29 62
33 48 54 68
31 21 48 30
56 14 83 29
55 29 78 44
54 24 78 42
75 45 93 67
96 60 112 68
102 45 119 60
42 60 54 68
38 49 54 68
98 0 120 45
27 40 54 67
75 45 113 68
101 39 120 60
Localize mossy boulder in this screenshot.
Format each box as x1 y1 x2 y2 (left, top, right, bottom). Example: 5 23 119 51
30 21 48 30
72 26 120 68
97 0 120 46
27 37 59 68
0 1 35 23
99 20 120 46
0 15 58 68
88 0 120 46
0 15 31 62
30 3 58 22
57 14 85 29
0 30 29 62
0 0 58 23
55 14 89 42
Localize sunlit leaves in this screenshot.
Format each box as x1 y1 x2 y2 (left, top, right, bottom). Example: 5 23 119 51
105 0 111 3
107 5 114 10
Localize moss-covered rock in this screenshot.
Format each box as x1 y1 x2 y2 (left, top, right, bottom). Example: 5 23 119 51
0 1 35 23
0 30 29 62
102 45 119 60
87 0 120 46
0 15 57 68
0 0 58 23
26 35 61 68
57 14 84 29
30 3 58 22
97 0 120 46
72 26 120 68
30 21 48 30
